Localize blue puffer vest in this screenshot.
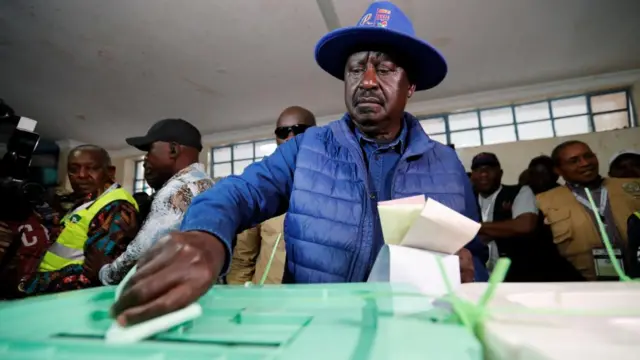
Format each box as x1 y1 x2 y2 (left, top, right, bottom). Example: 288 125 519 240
283 113 480 283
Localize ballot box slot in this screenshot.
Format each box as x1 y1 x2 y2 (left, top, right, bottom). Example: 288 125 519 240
52 333 281 348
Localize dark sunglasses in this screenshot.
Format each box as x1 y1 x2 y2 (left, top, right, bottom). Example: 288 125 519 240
274 124 311 139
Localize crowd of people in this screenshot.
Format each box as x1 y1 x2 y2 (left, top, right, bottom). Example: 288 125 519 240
0 1 638 328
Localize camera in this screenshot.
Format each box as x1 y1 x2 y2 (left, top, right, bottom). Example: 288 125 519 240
1 100 41 222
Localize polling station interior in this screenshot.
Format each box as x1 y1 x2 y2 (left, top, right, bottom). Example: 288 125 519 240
1 0 640 359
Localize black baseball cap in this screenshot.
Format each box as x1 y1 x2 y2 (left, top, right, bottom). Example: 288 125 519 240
126 118 203 152
471 152 501 170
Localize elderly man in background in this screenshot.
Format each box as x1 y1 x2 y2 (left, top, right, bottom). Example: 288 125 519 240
98 119 214 285
17 145 139 296
228 106 316 285
112 1 487 326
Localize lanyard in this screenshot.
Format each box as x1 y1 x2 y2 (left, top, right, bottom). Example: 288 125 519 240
573 187 608 217
478 188 500 222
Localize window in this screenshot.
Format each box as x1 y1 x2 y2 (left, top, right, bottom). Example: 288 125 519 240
210 139 277 178
418 89 634 149
133 160 154 195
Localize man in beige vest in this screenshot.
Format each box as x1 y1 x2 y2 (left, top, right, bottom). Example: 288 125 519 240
537 140 640 281
227 106 316 284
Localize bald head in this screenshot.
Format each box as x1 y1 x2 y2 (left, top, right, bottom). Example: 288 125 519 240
277 106 316 127
275 106 316 144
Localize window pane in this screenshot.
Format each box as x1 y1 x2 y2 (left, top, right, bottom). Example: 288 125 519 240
134 180 145 192
420 117 446 134
554 115 590 137
429 133 447 144
551 96 587 118
255 140 277 157
135 161 144 179
448 112 478 131
450 130 481 148
213 147 231 162
233 160 253 175
517 121 553 141
213 162 232 178
480 107 513 127
591 92 627 113
482 125 516 145
233 143 253 160
515 102 550 123
594 111 629 132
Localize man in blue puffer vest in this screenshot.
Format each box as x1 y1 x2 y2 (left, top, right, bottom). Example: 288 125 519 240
112 1 489 326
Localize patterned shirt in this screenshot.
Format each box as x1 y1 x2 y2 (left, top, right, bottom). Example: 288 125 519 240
99 163 214 285
19 183 139 296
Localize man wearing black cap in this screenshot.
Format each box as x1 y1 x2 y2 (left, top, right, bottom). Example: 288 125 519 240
470 152 539 280
98 119 214 285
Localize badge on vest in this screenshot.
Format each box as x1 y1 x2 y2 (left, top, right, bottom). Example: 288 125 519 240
592 248 624 280
68 214 82 224
622 181 640 197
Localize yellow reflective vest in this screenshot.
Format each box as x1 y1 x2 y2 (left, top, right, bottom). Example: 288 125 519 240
38 187 138 272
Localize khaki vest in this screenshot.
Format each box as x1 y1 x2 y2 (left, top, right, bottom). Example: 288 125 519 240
228 215 285 284
536 178 640 280
38 188 138 272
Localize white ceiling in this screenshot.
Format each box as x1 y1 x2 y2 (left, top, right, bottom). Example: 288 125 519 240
1 0 639 150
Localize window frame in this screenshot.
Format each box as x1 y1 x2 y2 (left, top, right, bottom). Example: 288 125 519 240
418 88 634 148
209 139 277 178
133 160 154 194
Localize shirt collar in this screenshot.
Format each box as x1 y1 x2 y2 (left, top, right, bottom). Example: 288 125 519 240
479 185 503 200
162 163 205 187
566 176 604 191
354 118 408 153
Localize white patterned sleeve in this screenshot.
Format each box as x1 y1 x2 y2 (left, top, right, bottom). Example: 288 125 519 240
98 193 183 285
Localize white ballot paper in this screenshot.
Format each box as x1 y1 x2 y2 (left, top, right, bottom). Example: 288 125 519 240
368 195 481 296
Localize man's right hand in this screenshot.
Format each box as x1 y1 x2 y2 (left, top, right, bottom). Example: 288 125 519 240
110 231 227 327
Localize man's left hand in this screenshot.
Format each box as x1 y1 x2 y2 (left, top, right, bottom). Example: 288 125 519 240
456 248 475 283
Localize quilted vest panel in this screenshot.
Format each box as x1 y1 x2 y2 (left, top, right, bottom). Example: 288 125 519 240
284 114 469 283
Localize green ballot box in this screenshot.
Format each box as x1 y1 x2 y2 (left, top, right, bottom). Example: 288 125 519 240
0 283 481 360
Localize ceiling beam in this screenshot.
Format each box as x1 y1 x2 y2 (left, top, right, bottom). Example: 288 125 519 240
315 0 341 31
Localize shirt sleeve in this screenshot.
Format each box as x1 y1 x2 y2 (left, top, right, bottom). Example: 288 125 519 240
180 133 301 275
20 200 137 295
99 185 191 285
511 185 538 218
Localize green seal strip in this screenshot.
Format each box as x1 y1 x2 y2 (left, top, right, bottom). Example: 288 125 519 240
259 233 282 286
584 187 634 282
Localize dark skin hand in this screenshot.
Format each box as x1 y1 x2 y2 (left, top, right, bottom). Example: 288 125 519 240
110 231 226 326
478 213 538 242
456 248 475 283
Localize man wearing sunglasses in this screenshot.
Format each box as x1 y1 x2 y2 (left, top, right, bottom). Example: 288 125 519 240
227 106 316 285
112 1 488 327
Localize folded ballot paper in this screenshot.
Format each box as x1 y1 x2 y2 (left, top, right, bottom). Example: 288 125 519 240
368 195 481 296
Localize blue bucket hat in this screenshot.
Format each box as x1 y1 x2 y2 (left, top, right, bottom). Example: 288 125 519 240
315 1 447 91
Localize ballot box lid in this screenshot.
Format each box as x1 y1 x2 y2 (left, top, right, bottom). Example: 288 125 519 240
0 283 481 360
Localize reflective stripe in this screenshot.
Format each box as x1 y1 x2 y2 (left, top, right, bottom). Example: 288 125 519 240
48 242 85 261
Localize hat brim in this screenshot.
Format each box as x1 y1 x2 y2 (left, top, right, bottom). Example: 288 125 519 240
315 26 447 91
125 136 153 152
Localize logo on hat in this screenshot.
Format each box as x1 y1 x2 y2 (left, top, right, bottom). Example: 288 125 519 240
360 13 373 26
375 8 391 28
